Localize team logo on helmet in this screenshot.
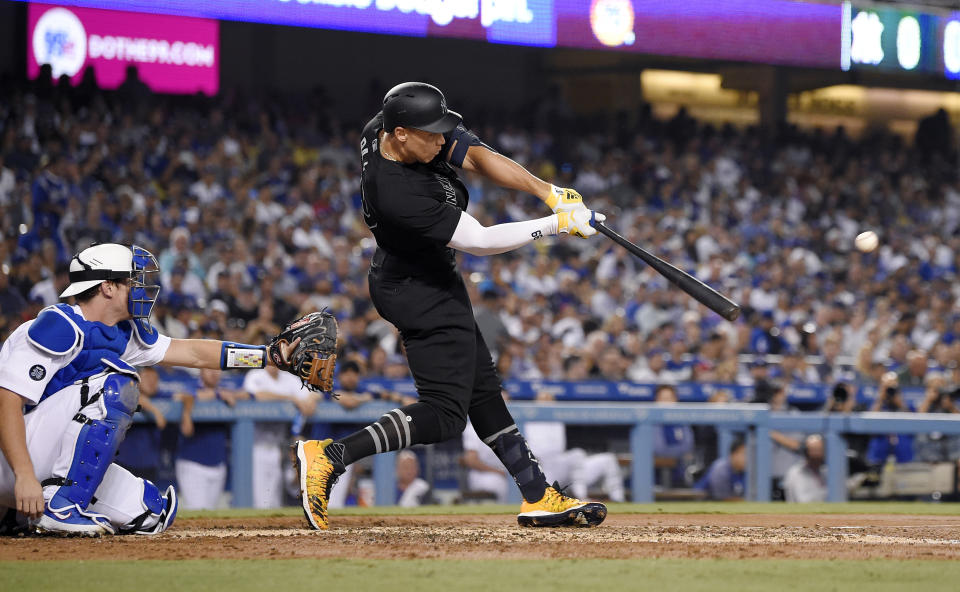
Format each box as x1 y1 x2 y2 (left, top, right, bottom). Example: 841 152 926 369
32 7 87 79
29 365 47 381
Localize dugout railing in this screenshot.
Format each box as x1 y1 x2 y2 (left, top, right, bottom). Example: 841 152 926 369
138 400 960 506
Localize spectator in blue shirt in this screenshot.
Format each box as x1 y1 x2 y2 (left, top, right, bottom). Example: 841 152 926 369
174 368 248 510
115 366 168 486
865 372 915 466
749 311 785 355
653 385 694 486
696 439 747 500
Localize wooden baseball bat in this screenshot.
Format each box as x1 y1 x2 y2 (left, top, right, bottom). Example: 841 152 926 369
594 220 741 322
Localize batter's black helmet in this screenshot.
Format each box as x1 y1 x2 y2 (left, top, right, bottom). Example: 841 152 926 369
382 82 462 134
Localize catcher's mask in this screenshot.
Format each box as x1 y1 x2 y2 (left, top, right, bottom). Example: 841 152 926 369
129 245 161 318
60 243 161 319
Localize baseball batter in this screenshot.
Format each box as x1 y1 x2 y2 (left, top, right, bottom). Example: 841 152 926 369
296 82 608 530
0 242 310 536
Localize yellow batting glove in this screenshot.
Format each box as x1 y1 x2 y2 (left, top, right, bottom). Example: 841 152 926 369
545 185 588 214
557 209 606 239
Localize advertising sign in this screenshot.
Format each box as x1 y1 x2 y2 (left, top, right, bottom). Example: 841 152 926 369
27 3 219 95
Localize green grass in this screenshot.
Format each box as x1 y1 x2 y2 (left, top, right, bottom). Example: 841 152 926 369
179 500 960 520
1 559 956 592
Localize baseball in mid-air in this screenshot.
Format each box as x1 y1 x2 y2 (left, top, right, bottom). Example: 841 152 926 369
855 231 879 253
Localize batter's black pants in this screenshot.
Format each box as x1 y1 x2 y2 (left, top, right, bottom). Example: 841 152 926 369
368 266 514 443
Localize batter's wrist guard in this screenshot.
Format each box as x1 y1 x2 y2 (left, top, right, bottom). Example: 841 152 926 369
220 342 268 370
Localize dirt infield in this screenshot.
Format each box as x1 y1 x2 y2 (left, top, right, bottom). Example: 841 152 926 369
3 513 960 562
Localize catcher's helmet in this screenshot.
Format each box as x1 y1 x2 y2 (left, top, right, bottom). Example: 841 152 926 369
382 82 461 134
60 243 161 319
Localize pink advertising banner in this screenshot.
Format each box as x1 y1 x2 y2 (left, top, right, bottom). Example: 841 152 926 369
27 2 219 95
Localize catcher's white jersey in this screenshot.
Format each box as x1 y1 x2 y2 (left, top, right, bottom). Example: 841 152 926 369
0 304 171 405
0 304 171 513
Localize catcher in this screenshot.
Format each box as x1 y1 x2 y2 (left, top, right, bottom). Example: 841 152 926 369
0 241 335 536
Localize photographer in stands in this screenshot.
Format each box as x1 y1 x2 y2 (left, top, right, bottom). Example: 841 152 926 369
823 383 871 478
915 374 960 463
866 372 915 467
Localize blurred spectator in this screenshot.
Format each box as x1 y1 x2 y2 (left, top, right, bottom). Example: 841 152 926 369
865 372 916 467
162 265 199 312
592 345 627 380
749 311 785 355
652 385 695 487
914 374 960 463
158 227 203 282
28 263 69 307
756 381 804 500
665 338 694 382
695 439 747 501
771 351 819 384
898 349 929 387
115 366 167 485
0 153 14 205
783 434 827 503
915 108 952 157
396 450 433 507
474 287 508 360
174 368 248 510
824 382 859 415
822 382 871 478
28 153 69 259
628 349 672 383
0 267 27 322
525 392 625 501
461 421 509 502
692 388 735 471
243 365 318 508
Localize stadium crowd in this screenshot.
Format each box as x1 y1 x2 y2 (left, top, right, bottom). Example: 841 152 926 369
2 69 960 503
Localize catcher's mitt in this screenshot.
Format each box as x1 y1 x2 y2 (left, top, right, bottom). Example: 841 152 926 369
268 310 338 393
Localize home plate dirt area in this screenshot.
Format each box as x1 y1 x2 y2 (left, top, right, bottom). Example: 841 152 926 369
3 513 960 561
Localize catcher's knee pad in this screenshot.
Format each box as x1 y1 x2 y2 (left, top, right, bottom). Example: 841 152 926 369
48 373 139 511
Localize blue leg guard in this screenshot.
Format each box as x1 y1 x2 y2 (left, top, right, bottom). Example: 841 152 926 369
114 480 178 535
87 464 178 535
38 374 139 536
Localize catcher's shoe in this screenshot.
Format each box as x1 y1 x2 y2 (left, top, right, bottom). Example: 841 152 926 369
295 439 342 530
517 482 607 528
34 502 116 537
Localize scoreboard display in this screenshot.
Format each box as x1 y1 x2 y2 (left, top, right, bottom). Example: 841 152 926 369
842 3 960 79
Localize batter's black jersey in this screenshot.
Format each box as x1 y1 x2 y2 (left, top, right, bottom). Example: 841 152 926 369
360 112 469 277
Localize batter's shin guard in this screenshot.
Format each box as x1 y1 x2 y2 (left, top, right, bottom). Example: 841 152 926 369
489 429 549 503
41 373 139 534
